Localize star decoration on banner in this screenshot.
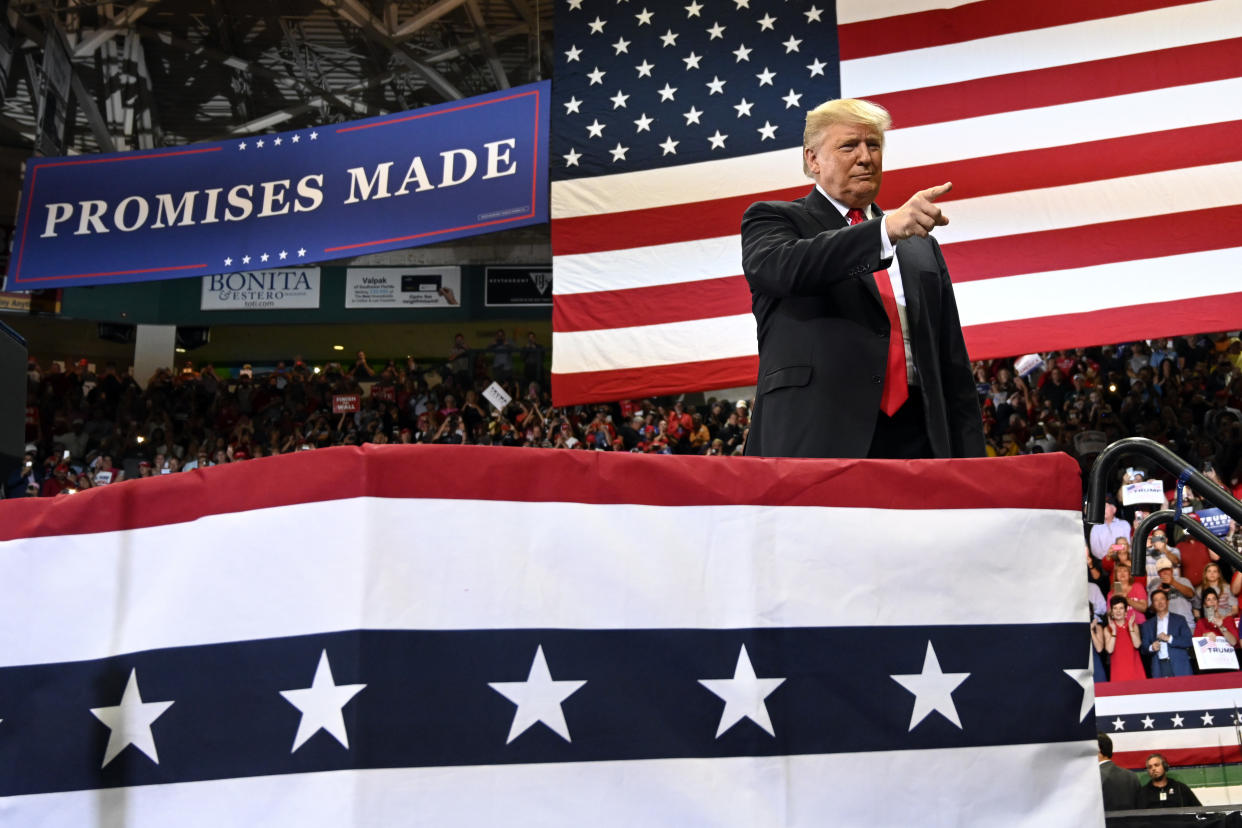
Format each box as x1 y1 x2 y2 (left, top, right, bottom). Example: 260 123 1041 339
256 139 265 149
224 257 233 266
587 119 606 138
707 130 728 149
242 255 251 265
1202 712 1215 726
279 650 367 752
291 134 301 143
89 668 175 768
489 646 586 744
310 131 318 140
238 141 246 151
1063 646 1095 723
698 644 786 737
297 247 307 257
564 148 583 166
1171 714 1184 727
273 137 283 146
1141 715 1155 729
890 642 970 731
1112 717 1127 731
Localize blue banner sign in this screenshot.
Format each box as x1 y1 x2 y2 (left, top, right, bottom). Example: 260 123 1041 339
8 82 549 289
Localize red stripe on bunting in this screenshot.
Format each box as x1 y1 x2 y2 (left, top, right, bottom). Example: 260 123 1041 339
962 293 1242 362
0 444 1082 540
870 37 1242 130
837 0 1194 61
1114 746 1242 770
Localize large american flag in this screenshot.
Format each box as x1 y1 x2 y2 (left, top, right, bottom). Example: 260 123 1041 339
0 446 1102 825
549 0 1242 405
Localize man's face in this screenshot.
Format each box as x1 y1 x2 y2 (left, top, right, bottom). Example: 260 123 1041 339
1151 590 1168 613
1104 502 1117 521
805 121 883 208
1146 757 1166 782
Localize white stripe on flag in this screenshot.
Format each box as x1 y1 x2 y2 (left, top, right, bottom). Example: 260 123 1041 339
554 235 742 295
0 501 1083 668
840 0 1242 96
551 315 757 373
954 248 1242 326
836 0 979 25
4 743 1103 828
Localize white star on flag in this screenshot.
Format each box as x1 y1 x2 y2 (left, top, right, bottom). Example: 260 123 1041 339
1063 645 1095 722
297 248 307 257
659 136 679 155
260 253 270 263
705 76 726 95
310 131 318 140
657 83 677 101
683 106 703 125
782 35 802 53
274 137 282 146
635 8 653 25
684 1 703 18
1141 715 1155 729
1112 717 1126 731
256 139 265 148
890 642 970 731
757 121 778 140
706 22 726 40
733 98 754 117
610 142 629 161
707 130 728 149
564 45 582 62
782 89 803 109
588 17 605 34
1171 713 1184 727
610 90 630 109
635 60 654 77
807 58 827 77
587 119 606 138
564 96 583 114
238 141 246 150
698 644 785 737
732 44 751 62
659 29 678 47
683 52 702 70
89 668 174 768
587 67 606 85
279 649 366 752
224 257 233 266
489 645 586 744
1201 712 1215 726
756 67 775 86
805 5 824 22
242 255 251 265
279 250 288 260
757 13 776 30
564 148 582 167
634 113 654 132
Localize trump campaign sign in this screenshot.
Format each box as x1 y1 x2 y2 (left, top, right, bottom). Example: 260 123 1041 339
9 82 549 289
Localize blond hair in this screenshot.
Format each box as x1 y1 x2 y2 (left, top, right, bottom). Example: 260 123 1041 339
802 98 892 176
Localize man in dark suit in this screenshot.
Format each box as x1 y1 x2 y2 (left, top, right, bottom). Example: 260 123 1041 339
1140 590 1194 677
741 98 984 459
1098 732 1141 811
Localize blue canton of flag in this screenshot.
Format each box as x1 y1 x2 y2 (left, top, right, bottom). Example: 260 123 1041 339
552 0 838 180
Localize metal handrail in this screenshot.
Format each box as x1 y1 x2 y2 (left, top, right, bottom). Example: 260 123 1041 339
1085 437 1242 571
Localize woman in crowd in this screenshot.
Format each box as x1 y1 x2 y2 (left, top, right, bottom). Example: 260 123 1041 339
1197 562 1238 619
1108 563 1148 615
1104 595 1146 681
1193 588 1239 649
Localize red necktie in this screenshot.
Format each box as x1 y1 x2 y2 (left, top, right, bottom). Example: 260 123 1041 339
846 208 909 416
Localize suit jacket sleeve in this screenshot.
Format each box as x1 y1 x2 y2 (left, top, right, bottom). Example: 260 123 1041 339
741 201 886 297
1140 618 1156 653
1170 615 1193 649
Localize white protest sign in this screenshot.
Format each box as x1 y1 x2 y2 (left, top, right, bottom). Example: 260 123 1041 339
1122 480 1165 506
482 382 512 411
1192 635 1241 670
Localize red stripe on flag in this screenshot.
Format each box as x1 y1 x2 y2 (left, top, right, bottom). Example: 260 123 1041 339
1095 671 1242 696
944 205 1242 283
837 0 1195 61
0 444 1083 540
551 121 1242 257
870 37 1242 130
962 293 1242 362
552 354 759 406
554 275 751 333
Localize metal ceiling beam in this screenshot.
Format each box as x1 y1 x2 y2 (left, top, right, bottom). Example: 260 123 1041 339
73 0 161 58
319 0 465 101
14 15 115 152
464 0 509 90
223 70 399 135
390 0 469 42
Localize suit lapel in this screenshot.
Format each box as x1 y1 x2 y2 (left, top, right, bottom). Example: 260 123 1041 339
802 187 883 308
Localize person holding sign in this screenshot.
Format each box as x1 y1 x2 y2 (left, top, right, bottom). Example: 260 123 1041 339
740 98 982 459
1193 589 1239 649
1103 596 1146 682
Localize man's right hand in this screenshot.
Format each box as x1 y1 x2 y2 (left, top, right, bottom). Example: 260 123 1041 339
884 182 952 242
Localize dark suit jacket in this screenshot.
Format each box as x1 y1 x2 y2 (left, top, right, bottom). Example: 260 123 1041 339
1140 612 1193 676
1099 760 1142 811
740 187 984 458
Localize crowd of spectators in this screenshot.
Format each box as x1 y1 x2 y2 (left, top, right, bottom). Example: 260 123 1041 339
6 330 1242 503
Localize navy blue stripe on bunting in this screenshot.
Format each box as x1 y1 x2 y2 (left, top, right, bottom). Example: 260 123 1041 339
0 624 1090 797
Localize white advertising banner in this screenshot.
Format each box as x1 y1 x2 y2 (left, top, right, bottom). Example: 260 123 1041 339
344 267 462 309
201 269 321 311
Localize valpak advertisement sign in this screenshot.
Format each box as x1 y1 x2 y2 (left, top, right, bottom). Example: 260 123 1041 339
345 266 461 309
9 82 549 289
201 268 320 310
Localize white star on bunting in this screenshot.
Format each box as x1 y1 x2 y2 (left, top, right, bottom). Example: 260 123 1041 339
1141 715 1155 729
635 8 653 25
636 60 654 77
634 113 654 132
489 645 586 744
757 13 776 30
610 90 630 109
658 83 678 101
890 642 970 731
1202 712 1215 726
659 29 678 47
698 644 785 737
1112 717 1127 731
757 121 778 140
732 44 752 62
279 650 366 752
1063 646 1095 723
705 76 726 95
756 67 775 86
89 669 174 768
1171 713 1184 727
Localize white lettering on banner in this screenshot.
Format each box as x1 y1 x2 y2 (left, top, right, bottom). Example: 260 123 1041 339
40 174 327 238
342 137 518 204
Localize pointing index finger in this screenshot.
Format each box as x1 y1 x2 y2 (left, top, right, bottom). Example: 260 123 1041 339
922 181 953 202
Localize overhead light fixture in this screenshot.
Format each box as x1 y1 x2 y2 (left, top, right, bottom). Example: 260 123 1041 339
175 347 187 354
333 345 345 351
313 366 321 374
